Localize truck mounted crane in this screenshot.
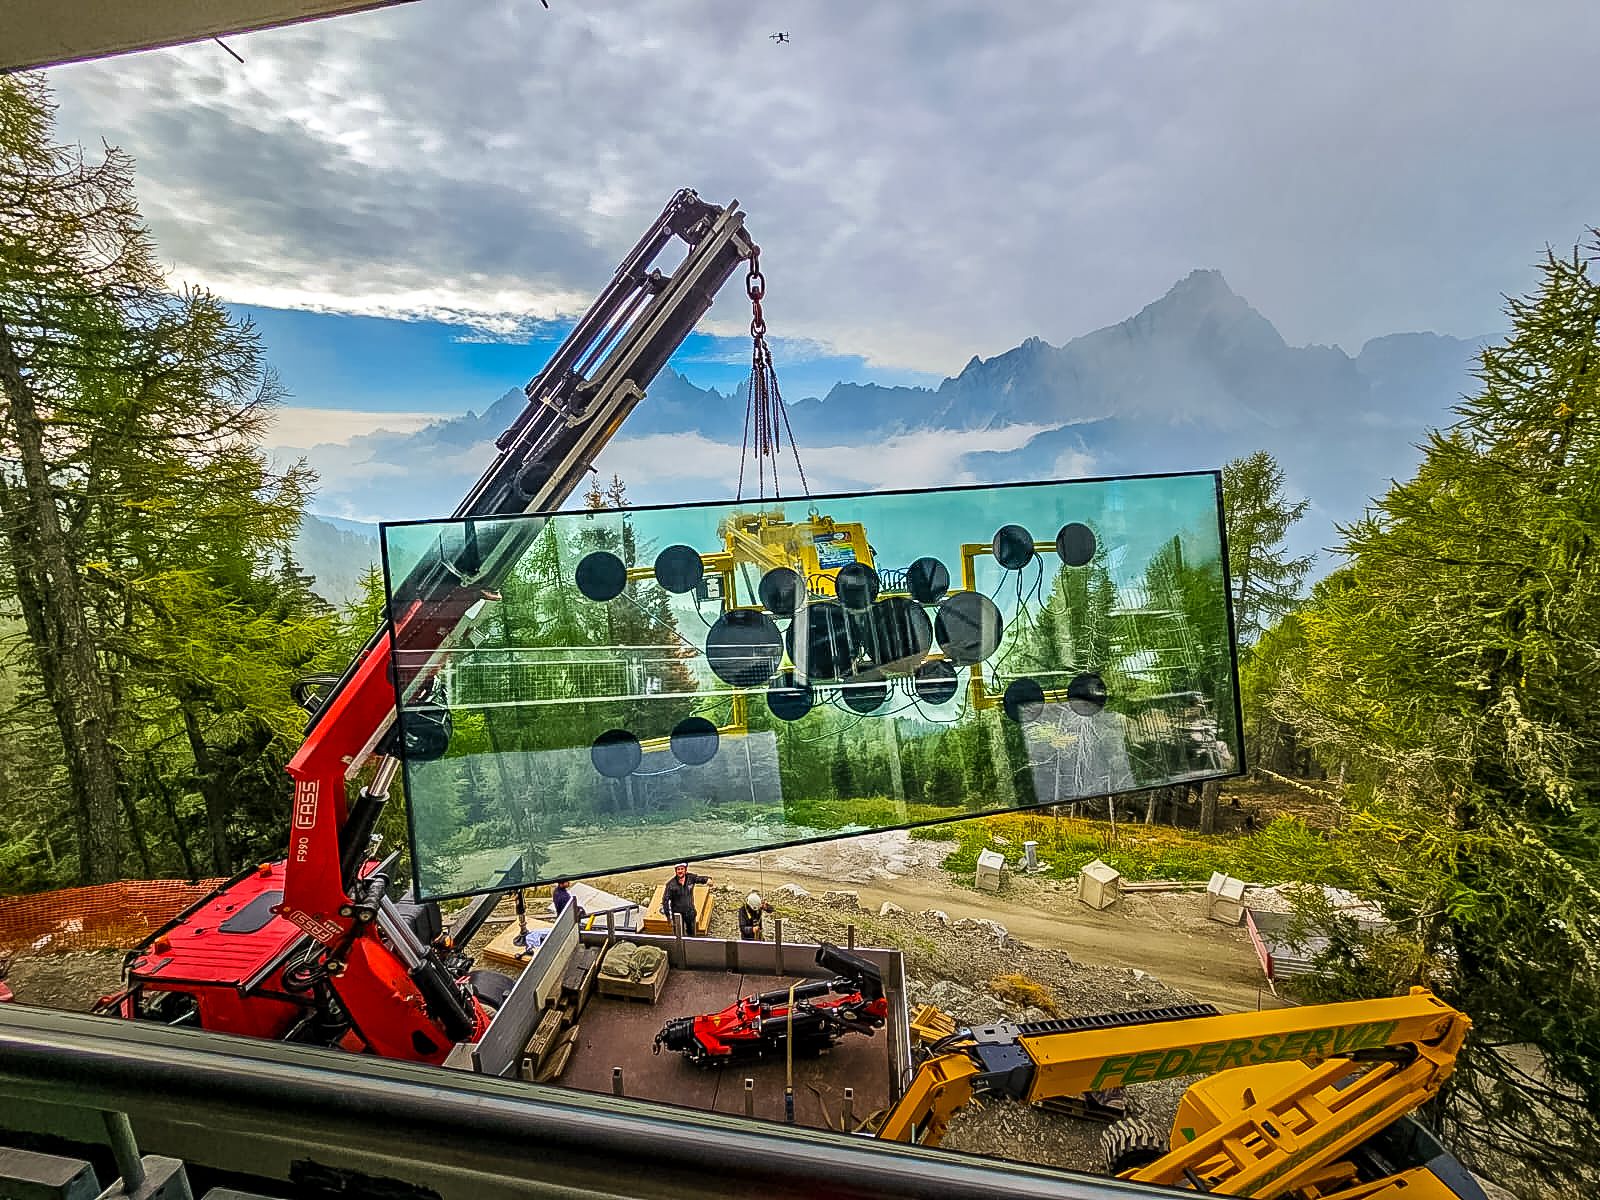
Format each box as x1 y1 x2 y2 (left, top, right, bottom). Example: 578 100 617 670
101 189 761 1064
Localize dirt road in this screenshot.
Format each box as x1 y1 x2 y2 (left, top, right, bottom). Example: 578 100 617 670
604 832 1275 1014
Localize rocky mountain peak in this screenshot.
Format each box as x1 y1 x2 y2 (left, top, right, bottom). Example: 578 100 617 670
1123 268 1284 355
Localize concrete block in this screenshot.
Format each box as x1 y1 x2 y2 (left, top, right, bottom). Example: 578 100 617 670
1205 872 1248 926
1078 858 1122 910
0 1146 101 1200
975 849 1005 892
95 1155 192 1200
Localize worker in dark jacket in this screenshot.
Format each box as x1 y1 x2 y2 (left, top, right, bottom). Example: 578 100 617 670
662 862 710 936
552 880 583 922
738 891 773 940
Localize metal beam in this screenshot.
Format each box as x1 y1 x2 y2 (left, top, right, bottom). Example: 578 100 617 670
0 1 419 72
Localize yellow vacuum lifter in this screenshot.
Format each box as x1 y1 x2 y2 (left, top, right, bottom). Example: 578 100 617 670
875 988 1479 1199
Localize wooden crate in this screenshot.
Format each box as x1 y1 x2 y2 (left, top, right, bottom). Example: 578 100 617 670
641 883 713 935
596 956 669 1003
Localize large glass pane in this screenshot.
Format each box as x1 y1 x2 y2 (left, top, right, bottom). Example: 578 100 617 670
381 473 1242 899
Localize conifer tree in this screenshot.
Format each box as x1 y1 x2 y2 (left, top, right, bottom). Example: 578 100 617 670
1 74 323 882
1222 451 1313 644
1277 236 1600 1194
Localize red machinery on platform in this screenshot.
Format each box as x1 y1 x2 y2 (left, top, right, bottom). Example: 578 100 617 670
653 944 890 1067
100 190 761 1063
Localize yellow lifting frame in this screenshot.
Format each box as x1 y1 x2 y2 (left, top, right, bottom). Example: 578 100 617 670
957 539 1061 712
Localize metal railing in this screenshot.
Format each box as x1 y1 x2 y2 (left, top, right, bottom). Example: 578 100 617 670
0 1003 1167 1200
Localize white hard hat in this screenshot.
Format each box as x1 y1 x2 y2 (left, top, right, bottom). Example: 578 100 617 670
747 892 763 909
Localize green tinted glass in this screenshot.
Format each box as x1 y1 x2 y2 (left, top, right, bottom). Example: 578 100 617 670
381 473 1241 899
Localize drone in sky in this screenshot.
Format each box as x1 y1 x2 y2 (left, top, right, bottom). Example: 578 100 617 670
770 32 790 43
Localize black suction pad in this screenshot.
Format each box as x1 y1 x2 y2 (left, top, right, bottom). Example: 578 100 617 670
705 610 784 688
784 601 850 681
654 545 705 594
669 716 719 766
575 551 626 602
835 562 880 611
759 567 801 616
993 524 1036 571
767 681 815 722
905 556 951 604
1055 522 1096 567
842 678 889 714
591 729 642 778
934 592 1004 665
862 597 933 672
913 660 960 705
1003 677 1046 723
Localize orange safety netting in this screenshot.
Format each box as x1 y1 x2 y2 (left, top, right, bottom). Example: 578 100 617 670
0 878 225 955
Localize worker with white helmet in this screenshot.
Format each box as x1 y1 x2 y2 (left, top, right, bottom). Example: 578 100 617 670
738 890 774 940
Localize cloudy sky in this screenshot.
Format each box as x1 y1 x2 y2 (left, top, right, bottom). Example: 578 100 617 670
40 0 1600 461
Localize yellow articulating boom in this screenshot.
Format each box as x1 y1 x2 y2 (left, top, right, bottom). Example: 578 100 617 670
875 988 1474 1199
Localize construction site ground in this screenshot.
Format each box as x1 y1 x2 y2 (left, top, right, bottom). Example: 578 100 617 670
583 826 1283 1175
602 829 1278 1015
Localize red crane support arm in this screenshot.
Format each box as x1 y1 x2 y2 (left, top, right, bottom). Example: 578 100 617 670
271 191 756 1052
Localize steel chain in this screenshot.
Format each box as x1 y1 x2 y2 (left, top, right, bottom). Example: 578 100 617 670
736 246 808 501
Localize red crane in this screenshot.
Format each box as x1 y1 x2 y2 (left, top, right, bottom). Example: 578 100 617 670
101 191 759 1063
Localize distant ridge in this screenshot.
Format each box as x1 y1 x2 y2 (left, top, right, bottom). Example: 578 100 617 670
280 271 1488 576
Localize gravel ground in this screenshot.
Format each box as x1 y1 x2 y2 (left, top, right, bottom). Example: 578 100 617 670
3 950 125 1010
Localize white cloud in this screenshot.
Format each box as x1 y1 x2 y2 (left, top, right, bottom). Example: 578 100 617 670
44 1 1600 373
266 406 447 448
594 422 1059 495
1052 448 1098 479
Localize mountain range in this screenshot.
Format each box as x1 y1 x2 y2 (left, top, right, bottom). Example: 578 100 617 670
290 269 1486 606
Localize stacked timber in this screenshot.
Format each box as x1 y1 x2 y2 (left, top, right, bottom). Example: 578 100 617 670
519 944 602 1084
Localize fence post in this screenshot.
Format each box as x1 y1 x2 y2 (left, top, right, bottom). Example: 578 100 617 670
102 1112 145 1191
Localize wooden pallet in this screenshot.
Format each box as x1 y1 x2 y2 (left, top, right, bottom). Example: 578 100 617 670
478 918 554 972
641 883 713 935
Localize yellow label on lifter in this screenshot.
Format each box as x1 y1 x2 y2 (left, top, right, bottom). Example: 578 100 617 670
1087 1020 1400 1089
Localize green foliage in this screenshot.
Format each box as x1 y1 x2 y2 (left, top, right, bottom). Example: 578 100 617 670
1222 450 1313 645
1259 235 1600 1194
1237 603 1319 776
0 74 333 889
918 809 1350 887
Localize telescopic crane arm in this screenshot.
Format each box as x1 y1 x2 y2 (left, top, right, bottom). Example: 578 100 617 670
271 190 756 1057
